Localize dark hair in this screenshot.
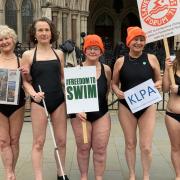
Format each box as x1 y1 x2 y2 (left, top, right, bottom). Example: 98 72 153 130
173 50 180 73
28 17 59 44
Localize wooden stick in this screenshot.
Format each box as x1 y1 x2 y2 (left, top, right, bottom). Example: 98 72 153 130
82 121 88 144
163 38 175 85
38 85 66 180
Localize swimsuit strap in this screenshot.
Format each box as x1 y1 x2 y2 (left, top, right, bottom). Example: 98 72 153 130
16 56 20 68
100 63 105 76
51 48 60 62
32 47 37 63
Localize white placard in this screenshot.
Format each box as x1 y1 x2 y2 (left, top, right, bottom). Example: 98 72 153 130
0 69 20 105
124 79 162 113
137 0 180 43
64 66 99 114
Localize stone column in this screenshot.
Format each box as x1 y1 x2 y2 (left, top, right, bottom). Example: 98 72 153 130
17 9 22 42
0 9 4 24
71 14 77 43
56 10 62 45
62 12 68 42
67 12 71 40
174 35 180 50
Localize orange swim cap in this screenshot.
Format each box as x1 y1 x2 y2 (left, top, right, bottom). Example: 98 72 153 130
83 34 104 53
126 26 146 47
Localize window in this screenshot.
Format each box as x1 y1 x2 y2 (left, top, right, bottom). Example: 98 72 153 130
21 0 33 43
113 0 123 14
5 0 17 32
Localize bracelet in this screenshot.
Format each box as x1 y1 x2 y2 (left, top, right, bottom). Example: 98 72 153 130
177 85 180 96
31 95 36 99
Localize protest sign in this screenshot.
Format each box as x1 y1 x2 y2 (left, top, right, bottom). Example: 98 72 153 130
137 0 180 43
64 66 99 114
124 79 162 113
0 69 20 105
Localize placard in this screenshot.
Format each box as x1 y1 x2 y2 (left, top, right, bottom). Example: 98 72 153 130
0 69 20 105
124 79 162 113
64 66 99 114
137 0 180 43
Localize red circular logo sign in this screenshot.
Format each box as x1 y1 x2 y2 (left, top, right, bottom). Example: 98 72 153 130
140 0 178 26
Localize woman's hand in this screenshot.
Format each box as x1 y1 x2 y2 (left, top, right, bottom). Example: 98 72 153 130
19 66 29 75
32 92 45 103
19 66 32 81
116 90 125 99
170 84 178 94
154 80 162 91
76 112 87 122
165 57 173 70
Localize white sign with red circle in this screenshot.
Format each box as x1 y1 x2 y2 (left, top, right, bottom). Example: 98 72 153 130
137 0 180 43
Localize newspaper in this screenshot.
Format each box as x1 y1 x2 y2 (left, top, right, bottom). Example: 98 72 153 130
0 68 21 105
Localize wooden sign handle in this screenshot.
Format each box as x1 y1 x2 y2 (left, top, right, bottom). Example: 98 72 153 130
82 121 88 144
163 38 176 85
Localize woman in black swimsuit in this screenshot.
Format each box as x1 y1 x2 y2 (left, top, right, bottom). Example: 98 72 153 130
0 25 26 180
112 26 162 180
162 50 180 180
21 17 69 180
70 34 111 180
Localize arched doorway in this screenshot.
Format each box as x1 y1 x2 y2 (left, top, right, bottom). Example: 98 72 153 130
121 13 141 43
95 13 114 49
21 0 33 43
5 0 17 32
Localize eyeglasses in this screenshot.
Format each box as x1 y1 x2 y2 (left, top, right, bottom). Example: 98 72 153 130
86 46 101 52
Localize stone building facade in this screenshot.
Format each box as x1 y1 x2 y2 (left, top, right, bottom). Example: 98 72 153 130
0 0 179 50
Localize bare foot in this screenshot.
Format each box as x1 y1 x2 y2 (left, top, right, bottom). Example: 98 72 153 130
129 174 136 180
143 175 150 180
7 173 15 180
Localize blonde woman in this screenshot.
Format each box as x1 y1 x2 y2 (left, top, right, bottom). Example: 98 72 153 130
0 25 26 180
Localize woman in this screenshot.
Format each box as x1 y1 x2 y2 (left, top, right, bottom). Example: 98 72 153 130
0 25 26 180
112 26 162 180
21 17 69 180
70 34 111 180
162 51 180 180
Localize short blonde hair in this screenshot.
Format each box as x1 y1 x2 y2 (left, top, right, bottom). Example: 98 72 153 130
0 25 17 44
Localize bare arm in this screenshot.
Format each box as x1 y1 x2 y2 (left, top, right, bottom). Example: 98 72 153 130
111 57 125 99
21 50 44 101
104 64 112 97
56 49 65 86
162 57 174 93
148 54 162 90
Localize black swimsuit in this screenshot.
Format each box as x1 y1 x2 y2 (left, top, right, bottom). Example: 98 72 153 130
70 63 108 122
0 57 26 118
119 53 154 119
166 74 180 123
30 48 65 114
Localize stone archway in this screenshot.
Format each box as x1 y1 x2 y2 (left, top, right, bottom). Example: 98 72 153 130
121 13 140 43
95 13 114 48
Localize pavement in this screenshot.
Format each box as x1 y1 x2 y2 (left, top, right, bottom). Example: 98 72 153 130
0 110 176 180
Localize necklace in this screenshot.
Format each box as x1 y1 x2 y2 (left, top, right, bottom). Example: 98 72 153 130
0 55 16 61
128 55 140 63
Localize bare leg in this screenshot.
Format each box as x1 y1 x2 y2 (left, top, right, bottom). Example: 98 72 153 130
138 106 156 180
92 113 111 180
118 105 137 180
52 103 67 176
71 118 92 180
31 103 47 180
165 115 180 179
9 107 24 171
0 114 15 180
